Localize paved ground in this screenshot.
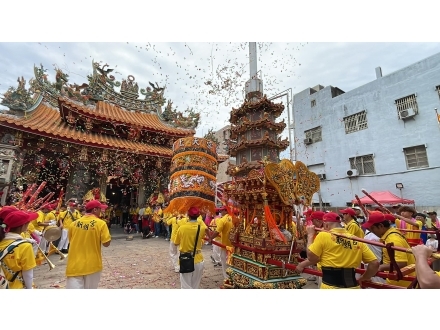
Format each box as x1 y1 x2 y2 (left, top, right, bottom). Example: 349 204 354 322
33 227 318 289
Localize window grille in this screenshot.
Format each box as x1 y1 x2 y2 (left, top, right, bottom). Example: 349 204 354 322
311 100 316 107
305 126 322 143
349 154 375 175
404 145 429 169
344 111 368 134
395 94 418 116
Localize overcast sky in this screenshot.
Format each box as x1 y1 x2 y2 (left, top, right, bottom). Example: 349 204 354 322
2 2 439 160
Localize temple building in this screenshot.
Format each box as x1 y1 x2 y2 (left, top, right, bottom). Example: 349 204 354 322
0 61 221 206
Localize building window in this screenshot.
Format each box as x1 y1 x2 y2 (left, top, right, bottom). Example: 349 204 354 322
404 145 429 169
395 94 418 117
436 85 440 99
349 154 375 175
304 126 322 143
343 111 367 134
311 100 316 107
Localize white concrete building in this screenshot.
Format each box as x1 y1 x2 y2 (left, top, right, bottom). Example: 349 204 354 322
292 52 440 209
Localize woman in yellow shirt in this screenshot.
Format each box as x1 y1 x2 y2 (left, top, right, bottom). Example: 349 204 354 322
0 209 38 289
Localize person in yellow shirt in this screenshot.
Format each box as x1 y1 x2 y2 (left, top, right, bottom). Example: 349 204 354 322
31 204 52 251
394 206 422 246
306 212 379 289
167 213 181 272
174 207 207 289
57 202 81 253
209 212 222 266
339 208 364 238
0 209 38 289
295 211 325 284
363 211 416 288
411 244 440 289
208 207 232 282
153 205 163 237
66 200 111 289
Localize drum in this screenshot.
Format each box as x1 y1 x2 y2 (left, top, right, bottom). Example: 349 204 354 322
164 137 218 215
43 225 62 242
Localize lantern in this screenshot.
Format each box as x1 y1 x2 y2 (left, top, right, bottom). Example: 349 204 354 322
34 154 46 168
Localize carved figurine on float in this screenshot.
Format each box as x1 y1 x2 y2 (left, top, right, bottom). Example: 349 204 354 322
148 190 165 206
83 187 107 202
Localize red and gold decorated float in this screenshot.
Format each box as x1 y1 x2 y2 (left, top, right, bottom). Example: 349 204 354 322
164 137 218 215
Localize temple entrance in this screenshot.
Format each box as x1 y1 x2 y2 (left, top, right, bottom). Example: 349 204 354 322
105 176 138 226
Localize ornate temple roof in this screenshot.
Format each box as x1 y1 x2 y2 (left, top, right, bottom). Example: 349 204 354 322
229 96 284 123
59 98 192 137
0 102 174 157
230 116 286 138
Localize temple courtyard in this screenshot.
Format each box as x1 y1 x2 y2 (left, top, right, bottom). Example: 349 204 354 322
33 227 317 289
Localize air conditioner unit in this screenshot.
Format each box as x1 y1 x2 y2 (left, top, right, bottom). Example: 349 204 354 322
317 173 326 180
398 107 416 120
346 169 359 177
304 138 313 145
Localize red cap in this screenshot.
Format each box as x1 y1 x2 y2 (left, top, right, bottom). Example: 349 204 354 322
310 211 325 221
323 212 341 222
69 202 77 207
0 206 19 220
362 212 386 229
41 203 53 211
339 208 356 217
85 200 108 211
304 209 314 216
3 211 38 232
187 207 200 218
384 214 397 222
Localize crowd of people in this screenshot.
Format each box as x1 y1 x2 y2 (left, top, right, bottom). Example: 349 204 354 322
1 194 439 289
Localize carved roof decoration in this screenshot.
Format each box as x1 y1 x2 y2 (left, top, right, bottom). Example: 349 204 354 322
2 62 200 130
229 95 284 124
226 134 289 156
230 116 286 138
0 102 174 157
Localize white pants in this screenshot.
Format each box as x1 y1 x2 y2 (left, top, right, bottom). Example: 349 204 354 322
66 271 102 289
169 242 179 272
180 261 204 289
57 229 69 250
220 249 228 280
212 242 221 263
39 235 48 253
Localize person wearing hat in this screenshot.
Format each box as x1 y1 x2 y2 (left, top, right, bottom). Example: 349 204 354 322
208 206 232 283
352 206 366 224
295 211 325 285
0 210 38 289
174 207 207 289
57 202 81 253
362 211 416 288
426 211 439 229
339 208 364 239
394 206 422 247
65 200 111 289
305 212 379 289
411 244 440 288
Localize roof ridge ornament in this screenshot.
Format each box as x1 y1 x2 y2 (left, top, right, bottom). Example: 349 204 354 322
0 76 37 113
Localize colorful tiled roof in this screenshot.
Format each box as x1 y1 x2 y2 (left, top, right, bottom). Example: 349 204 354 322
0 102 174 157
59 98 194 137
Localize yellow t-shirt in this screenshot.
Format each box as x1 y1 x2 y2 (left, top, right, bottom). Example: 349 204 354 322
21 223 36 239
174 220 207 264
215 214 233 248
145 207 152 215
45 211 57 222
31 210 46 232
66 214 111 277
0 239 36 289
58 209 81 230
395 219 423 243
308 228 377 289
380 228 416 287
345 219 364 238
167 216 178 243
209 217 221 241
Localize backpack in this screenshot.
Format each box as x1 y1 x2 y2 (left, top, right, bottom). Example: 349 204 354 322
0 239 28 289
